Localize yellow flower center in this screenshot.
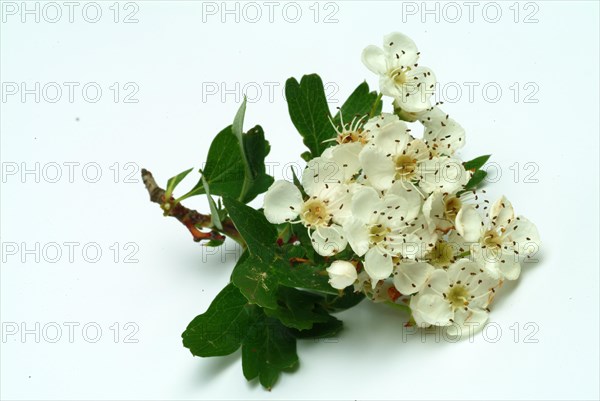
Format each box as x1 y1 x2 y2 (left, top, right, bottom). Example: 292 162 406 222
428 241 455 267
444 196 462 221
337 128 366 145
394 154 417 180
301 198 329 227
369 224 390 245
482 229 503 250
393 70 407 86
447 285 469 309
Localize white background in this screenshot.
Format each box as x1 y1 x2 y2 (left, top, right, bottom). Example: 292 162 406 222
1 1 599 400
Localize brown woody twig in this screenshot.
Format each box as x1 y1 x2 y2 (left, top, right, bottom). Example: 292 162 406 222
141 168 242 244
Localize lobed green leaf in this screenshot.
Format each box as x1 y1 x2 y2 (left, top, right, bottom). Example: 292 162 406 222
285 74 336 158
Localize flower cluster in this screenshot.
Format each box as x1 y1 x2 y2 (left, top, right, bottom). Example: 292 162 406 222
264 32 540 334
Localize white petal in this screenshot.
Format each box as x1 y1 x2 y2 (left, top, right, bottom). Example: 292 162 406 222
368 119 411 152
421 107 466 155
382 32 419 68
311 225 348 256
427 268 449 294
387 214 438 259
446 258 478 283
361 45 387 75
474 247 520 281
419 157 469 194
490 196 515 229
350 186 382 224
329 142 362 182
446 308 488 337
387 183 423 221
322 184 352 226
471 247 502 281
364 247 393 286
379 75 402 99
422 191 445 231
363 113 401 132
302 157 343 197
414 293 453 326
496 249 522 280
447 259 499 302
393 261 434 295
326 260 357 290
506 216 541 255
263 180 302 224
455 205 484 242
392 99 425 122
409 294 426 327
345 219 371 257
395 66 436 113
358 147 395 191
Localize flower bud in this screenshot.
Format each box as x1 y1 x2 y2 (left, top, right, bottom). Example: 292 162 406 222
326 261 358 290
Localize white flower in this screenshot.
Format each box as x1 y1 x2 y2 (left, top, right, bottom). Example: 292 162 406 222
321 143 362 185
344 185 435 286
455 196 541 280
425 231 468 268
263 160 352 256
410 259 500 335
330 110 369 145
422 190 465 232
362 32 436 113
393 259 435 295
326 260 358 290
358 117 469 193
420 106 465 156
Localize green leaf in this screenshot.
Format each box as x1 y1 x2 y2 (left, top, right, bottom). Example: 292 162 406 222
230 252 280 309
464 155 491 171
241 309 298 390
231 98 254 202
289 311 343 339
183 283 301 390
464 169 488 190
278 261 336 295
232 97 247 141
181 126 246 200
182 283 252 357
263 287 330 330
322 287 365 312
333 82 381 126
223 197 335 308
165 167 193 199
180 123 274 204
222 197 277 254
285 74 336 158
200 170 223 230
241 125 275 202
223 197 280 308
